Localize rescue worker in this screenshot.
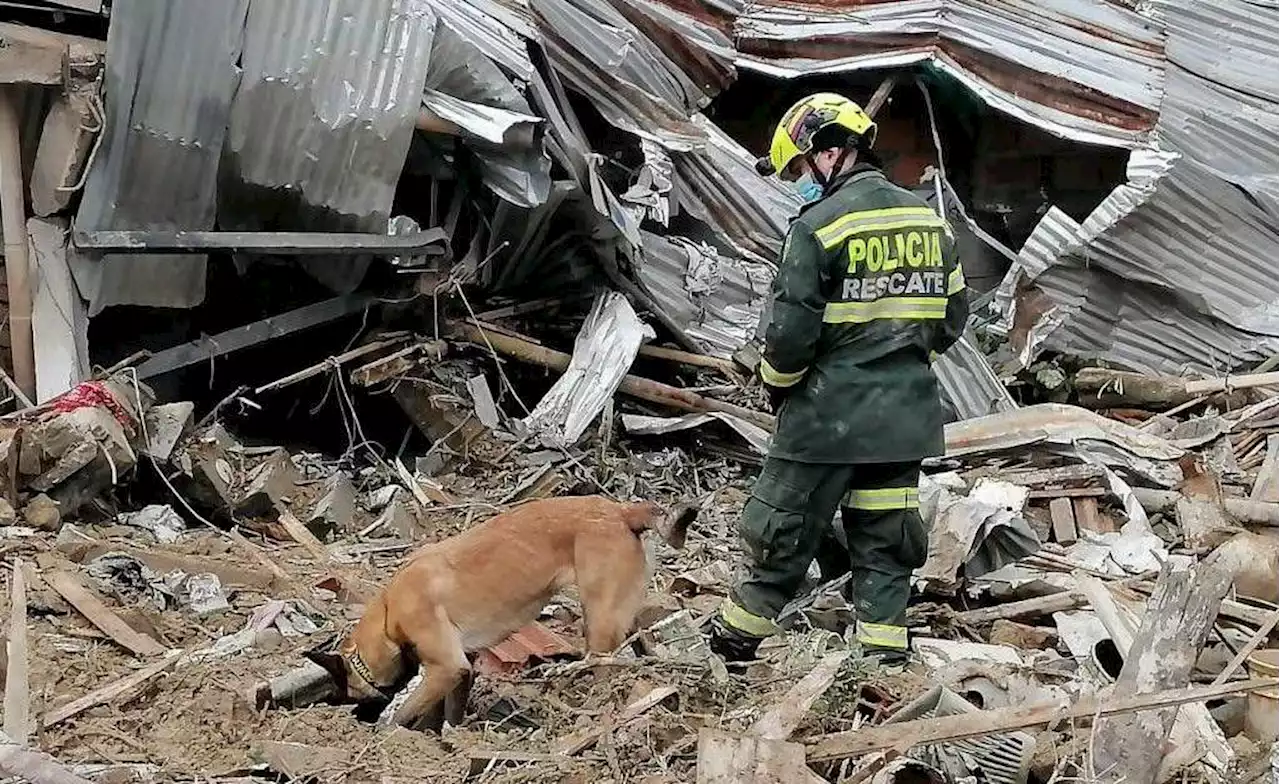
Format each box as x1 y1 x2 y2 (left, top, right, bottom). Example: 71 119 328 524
708 93 970 665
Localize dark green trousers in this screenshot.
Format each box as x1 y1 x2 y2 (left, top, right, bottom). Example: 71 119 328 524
721 457 928 651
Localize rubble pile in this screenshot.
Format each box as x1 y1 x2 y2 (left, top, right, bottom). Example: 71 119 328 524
0 321 1271 783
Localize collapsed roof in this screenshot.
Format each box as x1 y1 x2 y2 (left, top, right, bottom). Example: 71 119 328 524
73 0 1277 379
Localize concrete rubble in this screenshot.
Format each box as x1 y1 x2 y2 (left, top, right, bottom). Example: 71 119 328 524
0 1 1272 784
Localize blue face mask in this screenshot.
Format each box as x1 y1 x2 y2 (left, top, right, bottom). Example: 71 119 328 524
794 174 823 204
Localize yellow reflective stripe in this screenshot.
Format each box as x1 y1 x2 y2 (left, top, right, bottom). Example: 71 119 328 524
947 266 966 295
845 486 919 511
823 297 947 324
719 599 777 638
820 218 949 251
815 207 940 248
856 621 908 650
759 358 807 388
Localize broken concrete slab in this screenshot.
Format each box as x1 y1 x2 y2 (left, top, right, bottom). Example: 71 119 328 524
31 89 98 217
305 471 356 537
140 402 194 463
234 448 301 519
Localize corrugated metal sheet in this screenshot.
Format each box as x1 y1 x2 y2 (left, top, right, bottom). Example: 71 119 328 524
221 0 435 233
530 0 735 150
426 0 538 80
74 0 248 314
734 0 1165 148
1006 0 1279 373
670 115 800 262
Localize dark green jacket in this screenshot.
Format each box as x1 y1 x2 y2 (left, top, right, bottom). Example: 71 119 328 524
760 164 969 464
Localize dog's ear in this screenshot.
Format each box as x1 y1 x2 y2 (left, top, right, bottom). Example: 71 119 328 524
304 650 348 687
665 502 699 550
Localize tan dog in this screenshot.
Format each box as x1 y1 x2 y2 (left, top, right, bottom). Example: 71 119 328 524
306 495 696 730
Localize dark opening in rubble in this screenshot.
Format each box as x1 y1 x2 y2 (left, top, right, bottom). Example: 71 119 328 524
708 67 1130 293
88 256 430 459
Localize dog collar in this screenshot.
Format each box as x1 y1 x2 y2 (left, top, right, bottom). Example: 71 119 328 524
347 652 393 700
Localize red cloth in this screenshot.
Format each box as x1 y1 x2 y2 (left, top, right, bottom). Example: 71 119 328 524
49 381 135 433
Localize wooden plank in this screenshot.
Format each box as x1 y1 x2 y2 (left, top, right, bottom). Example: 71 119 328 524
806 679 1277 763
1073 496 1114 534
1251 434 1278 503
3 562 27 742
43 570 167 657
697 728 810 784
1091 561 1232 784
751 652 849 741
42 651 181 728
72 228 447 255
277 510 331 563
1049 497 1077 545
556 685 678 755
1212 614 1279 686
66 543 274 589
1028 487 1107 500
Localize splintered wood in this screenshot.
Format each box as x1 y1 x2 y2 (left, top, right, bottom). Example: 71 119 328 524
1091 561 1233 784
750 652 849 741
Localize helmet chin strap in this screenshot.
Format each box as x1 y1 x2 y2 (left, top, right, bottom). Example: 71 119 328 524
804 144 855 195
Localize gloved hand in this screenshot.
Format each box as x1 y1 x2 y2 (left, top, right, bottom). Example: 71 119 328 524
767 385 789 413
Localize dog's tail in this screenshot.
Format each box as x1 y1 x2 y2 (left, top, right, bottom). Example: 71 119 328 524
621 500 698 550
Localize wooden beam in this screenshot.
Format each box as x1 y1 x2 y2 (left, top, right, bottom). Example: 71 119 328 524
1251 434 1278 503
3 562 27 742
42 651 181 728
805 679 1277 763
43 569 167 657
751 652 849 741
1091 561 1232 784
71 228 447 255
864 75 899 118
453 323 775 430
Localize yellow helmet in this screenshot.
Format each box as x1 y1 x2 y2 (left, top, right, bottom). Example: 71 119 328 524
757 93 878 178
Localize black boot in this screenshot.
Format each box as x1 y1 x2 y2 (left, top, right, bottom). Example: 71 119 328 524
708 616 764 663
861 647 908 669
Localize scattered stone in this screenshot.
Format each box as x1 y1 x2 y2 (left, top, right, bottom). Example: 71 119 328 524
22 493 61 531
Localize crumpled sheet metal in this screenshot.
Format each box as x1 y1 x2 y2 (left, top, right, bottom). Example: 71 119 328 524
735 0 1164 148
519 291 656 448
944 403 1185 487
994 0 1279 374
670 115 800 263
420 18 552 207
635 230 774 359
934 335 1018 422
916 476 1041 595
74 0 248 314
425 0 538 80
530 0 733 150
621 411 770 455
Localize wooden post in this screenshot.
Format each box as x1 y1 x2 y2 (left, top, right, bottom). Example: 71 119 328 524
1090 560 1233 784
